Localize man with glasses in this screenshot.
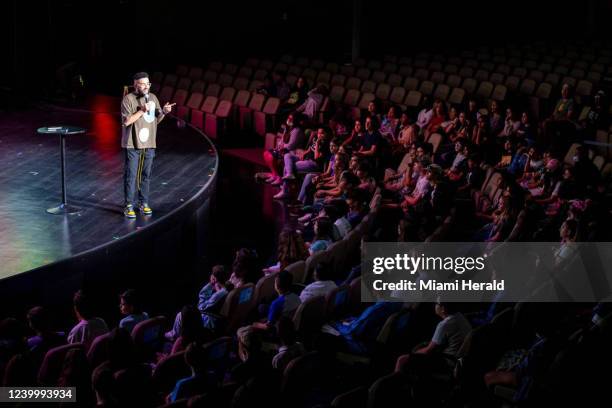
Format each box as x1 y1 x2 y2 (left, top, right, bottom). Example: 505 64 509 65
121 72 174 218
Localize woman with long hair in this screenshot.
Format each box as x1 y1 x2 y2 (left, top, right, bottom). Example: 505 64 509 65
262 228 309 275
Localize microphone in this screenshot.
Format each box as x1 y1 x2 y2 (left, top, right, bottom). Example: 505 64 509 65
144 93 152 114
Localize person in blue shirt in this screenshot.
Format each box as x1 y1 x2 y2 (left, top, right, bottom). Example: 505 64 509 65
355 116 382 160
118 289 149 334
167 342 215 402
252 270 301 331
506 139 529 177
199 266 231 330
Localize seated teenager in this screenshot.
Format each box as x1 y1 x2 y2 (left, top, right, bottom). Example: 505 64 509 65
299 262 337 303
250 271 301 332
297 137 340 204
167 342 216 403
272 317 306 371
118 289 149 334
261 113 306 185
262 229 309 275
307 217 334 254
199 266 232 331
275 127 331 200
67 290 109 349
456 154 485 197
354 116 382 161
395 301 471 374
26 306 65 366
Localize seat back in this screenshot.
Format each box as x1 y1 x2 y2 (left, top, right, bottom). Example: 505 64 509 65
375 83 391 100
418 80 434 96
237 66 253 79
190 80 206 94
325 285 351 320
491 84 507 101
404 90 422 107
389 87 406 105
247 93 266 111
358 92 376 110
171 89 189 106
202 70 218 83
262 97 280 114
476 81 493 100
331 386 368 408
218 73 234 88
253 272 279 308
330 85 346 103
87 332 112 368
304 250 331 284
159 86 175 105
131 316 167 353
205 83 221 98
433 84 450 101
281 351 323 397
292 297 326 338
285 260 306 285
448 88 465 105
368 372 411 408
38 343 85 385
152 351 190 394
343 89 361 106
201 96 219 114
234 90 251 107
202 336 233 381
186 92 204 110
176 77 191 91
220 283 255 333
214 100 232 118
219 87 237 102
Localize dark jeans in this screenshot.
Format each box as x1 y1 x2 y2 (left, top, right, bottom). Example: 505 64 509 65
124 148 155 206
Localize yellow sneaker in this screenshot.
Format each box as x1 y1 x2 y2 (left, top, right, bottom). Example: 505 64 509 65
124 205 136 218
139 203 152 215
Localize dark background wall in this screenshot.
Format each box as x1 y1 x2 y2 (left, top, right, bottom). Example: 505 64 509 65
0 0 610 100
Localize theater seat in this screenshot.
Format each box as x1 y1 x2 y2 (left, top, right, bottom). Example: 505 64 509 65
205 100 232 139
38 343 85 386
132 316 167 358
331 386 368 408
254 97 280 137
292 298 326 341
239 93 265 131
252 272 279 309
87 332 112 369
217 284 255 334
285 260 306 285
152 351 190 394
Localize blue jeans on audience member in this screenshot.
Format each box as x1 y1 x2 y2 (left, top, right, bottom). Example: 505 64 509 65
283 152 319 178
298 173 320 204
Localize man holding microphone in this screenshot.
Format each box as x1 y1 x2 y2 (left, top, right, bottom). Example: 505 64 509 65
121 72 174 218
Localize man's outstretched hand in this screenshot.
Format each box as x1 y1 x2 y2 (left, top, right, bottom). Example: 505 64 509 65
162 102 176 114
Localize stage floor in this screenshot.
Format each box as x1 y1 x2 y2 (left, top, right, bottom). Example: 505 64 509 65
0 96 217 279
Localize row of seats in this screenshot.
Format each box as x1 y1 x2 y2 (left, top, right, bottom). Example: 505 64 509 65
162 64 593 109
35 315 167 386
152 49 602 134
173 60 604 87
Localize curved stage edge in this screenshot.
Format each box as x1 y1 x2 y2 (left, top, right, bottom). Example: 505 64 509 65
0 113 219 318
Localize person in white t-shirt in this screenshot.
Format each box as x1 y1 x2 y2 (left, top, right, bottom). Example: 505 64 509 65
67 290 109 349
299 262 338 303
